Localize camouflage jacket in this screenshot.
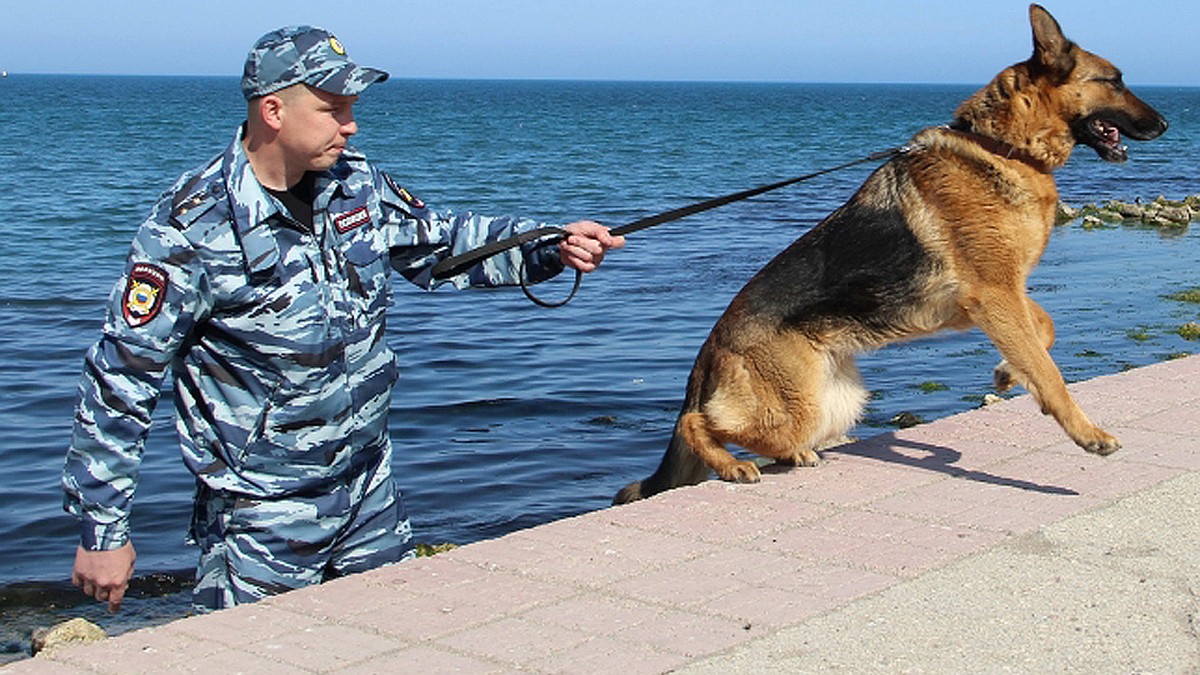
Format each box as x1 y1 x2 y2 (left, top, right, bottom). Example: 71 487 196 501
63 125 565 551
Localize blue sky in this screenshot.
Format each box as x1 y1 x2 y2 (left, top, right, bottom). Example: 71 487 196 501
2 1 1195 85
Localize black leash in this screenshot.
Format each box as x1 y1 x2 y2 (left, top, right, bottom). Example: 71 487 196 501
430 145 910 307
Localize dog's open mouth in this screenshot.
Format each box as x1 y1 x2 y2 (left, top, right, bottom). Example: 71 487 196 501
1074 115 1129 163
1073 108 1168 163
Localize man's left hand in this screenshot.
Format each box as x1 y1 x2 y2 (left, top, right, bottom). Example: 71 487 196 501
559 221 625 273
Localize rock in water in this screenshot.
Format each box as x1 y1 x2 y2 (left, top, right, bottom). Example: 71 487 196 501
30 617 106 656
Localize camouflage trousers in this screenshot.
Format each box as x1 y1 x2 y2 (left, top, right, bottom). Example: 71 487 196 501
188 445 415 612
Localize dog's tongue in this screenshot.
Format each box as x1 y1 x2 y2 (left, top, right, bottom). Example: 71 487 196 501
1097 119 1121 145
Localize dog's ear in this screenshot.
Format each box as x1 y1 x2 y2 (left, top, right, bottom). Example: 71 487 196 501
1029 4 1076 79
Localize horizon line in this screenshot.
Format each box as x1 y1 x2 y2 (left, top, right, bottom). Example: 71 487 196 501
2 72 1197 89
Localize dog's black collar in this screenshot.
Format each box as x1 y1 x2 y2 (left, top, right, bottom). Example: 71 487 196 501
946 120 1051 173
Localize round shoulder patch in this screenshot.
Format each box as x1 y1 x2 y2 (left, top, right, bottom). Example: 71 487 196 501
122 263 168 328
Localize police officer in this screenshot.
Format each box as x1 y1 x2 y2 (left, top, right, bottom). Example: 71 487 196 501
63 25 624 613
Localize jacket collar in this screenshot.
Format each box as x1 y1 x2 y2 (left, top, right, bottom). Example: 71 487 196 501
219 124 364 275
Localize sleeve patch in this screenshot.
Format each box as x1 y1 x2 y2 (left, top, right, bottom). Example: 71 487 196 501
122 263 168 327
384 173 425 210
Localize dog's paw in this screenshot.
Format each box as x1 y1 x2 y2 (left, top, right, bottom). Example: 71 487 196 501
993 361 1018 393
717 460 762 483
778 448 821 468
1076 427 1121 456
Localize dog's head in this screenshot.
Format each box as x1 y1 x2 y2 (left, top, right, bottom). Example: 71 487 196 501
1027 4 1167 162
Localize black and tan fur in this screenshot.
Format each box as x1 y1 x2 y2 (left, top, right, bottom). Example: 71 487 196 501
614 5 1167 504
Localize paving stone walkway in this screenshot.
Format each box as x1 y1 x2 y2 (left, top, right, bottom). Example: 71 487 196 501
9 355 1199 674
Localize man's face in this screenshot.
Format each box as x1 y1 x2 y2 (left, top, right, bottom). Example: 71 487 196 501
276 85 358 172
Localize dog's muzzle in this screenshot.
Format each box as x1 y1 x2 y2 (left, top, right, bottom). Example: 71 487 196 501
1073 108 1168 163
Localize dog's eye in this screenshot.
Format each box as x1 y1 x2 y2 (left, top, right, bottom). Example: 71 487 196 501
1091 76 1126 92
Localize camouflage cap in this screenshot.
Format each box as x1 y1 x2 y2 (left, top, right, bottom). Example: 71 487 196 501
241 26 389 100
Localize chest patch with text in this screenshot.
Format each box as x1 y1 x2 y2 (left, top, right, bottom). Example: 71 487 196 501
333 206 371 234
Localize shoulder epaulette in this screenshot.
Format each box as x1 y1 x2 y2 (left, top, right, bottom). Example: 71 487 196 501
169 177 226 231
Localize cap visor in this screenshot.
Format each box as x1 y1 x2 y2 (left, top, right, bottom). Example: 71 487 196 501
308 64 389 96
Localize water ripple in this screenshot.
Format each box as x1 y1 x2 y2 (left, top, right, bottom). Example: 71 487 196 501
2 78 1198 649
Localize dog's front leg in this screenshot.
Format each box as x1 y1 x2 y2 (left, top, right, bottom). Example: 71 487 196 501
965 288 1120 455
993 296 1057 392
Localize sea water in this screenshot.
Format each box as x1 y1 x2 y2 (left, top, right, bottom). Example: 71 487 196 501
0 76 1197 654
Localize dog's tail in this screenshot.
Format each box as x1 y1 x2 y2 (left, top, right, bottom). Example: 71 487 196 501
614 338 718 505
612 406 710 505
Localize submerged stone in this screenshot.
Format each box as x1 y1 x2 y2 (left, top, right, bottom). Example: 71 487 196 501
30 617 106 656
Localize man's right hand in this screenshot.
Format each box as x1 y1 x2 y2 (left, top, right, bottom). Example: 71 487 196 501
72 542 136 612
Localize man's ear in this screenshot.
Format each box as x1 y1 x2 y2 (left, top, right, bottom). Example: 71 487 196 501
256 94 286 132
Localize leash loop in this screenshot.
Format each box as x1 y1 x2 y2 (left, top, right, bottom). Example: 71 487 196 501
518 231 582 308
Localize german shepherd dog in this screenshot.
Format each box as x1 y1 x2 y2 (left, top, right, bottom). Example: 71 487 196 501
614 5 1167 505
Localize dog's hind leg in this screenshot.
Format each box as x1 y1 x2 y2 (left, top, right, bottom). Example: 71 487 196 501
813 351 869 452
770 350 868 465
680 410 763 483
698 343 864 478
